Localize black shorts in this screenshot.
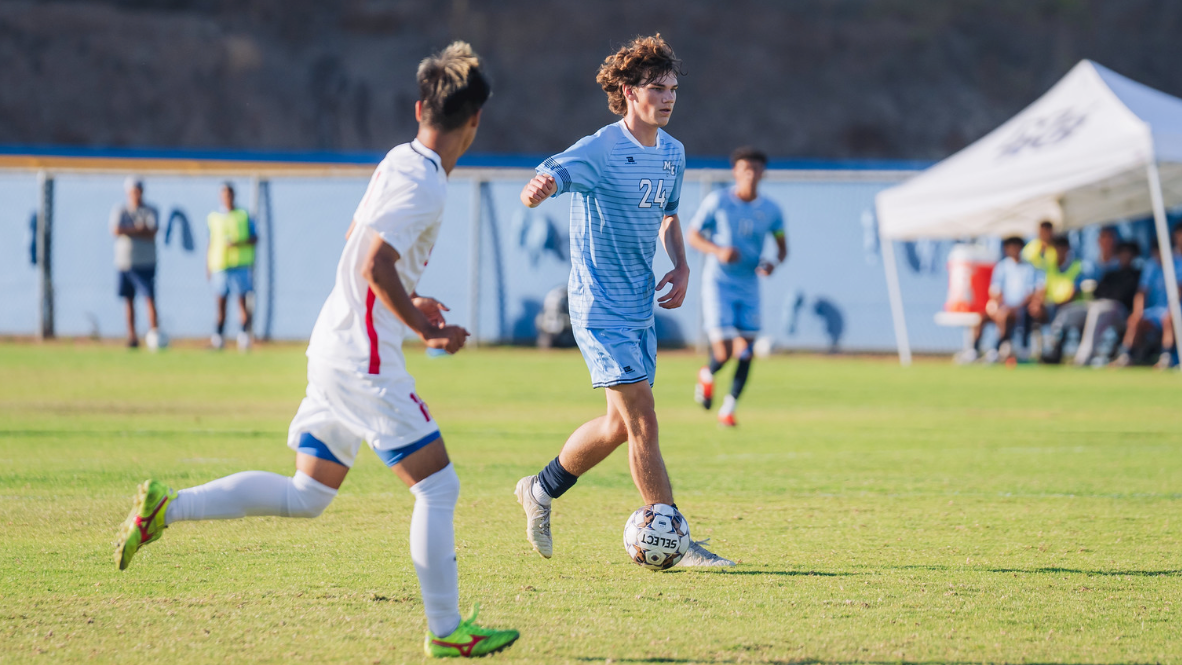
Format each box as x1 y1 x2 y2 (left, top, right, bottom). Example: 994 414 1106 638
117 267 156 300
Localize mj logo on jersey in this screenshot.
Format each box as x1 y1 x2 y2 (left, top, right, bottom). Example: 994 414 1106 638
663 160 677 176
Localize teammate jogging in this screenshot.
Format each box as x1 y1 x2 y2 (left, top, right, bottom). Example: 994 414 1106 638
687 147 787 427
514 34 733 567
113 42 519 659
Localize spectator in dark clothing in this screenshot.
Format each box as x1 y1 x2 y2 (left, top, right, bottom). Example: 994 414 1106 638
1113 227 1182 367
1074 242 1141 365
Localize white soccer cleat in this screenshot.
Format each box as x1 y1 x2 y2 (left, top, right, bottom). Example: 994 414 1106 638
997 340 1013 362
145 328 161 353
211 333 225 350
953 348 978 365
675 538 735 567
236 331 252 353
514 476 552 559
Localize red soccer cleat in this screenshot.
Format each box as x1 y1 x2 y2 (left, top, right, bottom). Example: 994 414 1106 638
694 367 714 410
718 413 736 428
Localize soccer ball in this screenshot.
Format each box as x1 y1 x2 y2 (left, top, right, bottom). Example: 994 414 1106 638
622 503 690 571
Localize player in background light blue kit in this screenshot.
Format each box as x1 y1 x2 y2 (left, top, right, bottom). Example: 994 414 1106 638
514 34 733 567
688 147 787 427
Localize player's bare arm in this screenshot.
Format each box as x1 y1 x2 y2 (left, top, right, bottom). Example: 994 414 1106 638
113 224 156 240
656 213 689 309
411 295 450 328
521 173 557 208
687 226 740 264
756 235 789 276
360 234 468 354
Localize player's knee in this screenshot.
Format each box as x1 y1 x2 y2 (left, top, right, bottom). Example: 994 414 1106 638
284 471 338 518
409 463 460 506
627 410 659 444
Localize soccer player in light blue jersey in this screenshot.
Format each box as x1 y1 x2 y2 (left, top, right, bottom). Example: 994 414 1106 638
514 35 733 567
687 147 787 427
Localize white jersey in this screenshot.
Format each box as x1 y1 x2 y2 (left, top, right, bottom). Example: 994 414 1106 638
306 139 447 377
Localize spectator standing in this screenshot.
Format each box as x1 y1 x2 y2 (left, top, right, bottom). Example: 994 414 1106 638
111 177 161 350
1022 220 1058 273
206 183 257 351
1074 241 1141 365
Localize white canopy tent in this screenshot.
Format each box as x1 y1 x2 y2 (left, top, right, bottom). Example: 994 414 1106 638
875 60 1182 366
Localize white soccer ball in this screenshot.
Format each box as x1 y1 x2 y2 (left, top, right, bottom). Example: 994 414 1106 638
622 503 690 571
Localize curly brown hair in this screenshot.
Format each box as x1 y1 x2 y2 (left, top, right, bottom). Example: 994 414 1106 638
595 34 684 116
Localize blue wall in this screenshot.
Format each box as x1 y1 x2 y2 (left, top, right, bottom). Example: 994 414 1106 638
0 171 962 352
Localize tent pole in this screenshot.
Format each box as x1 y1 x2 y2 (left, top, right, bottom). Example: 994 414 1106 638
467 178 483 348
1147 160 1182 370
880 234 912 366
36 171 55 340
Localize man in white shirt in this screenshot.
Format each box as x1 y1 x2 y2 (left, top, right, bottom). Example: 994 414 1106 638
113 42 519 658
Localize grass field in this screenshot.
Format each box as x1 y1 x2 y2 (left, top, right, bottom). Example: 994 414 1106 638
1 342 1180 664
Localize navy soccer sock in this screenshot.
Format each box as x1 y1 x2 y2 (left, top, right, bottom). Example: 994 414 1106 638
730 350 753 399
708 356 725 374
537 456 578 500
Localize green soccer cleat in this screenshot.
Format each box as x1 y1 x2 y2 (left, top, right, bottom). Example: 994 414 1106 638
114 479 176 570
424 604 519 658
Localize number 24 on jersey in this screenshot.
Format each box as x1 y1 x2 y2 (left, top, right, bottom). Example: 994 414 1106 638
638 179 667 209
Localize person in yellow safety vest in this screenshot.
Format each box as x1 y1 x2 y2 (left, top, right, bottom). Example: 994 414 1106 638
1033 235 1085 363
1021 220 1058 273
206 182 258 351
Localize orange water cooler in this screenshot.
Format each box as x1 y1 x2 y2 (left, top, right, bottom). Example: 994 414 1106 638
944 244 995 314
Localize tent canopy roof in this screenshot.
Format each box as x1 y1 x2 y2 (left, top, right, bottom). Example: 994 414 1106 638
877 60 1182 240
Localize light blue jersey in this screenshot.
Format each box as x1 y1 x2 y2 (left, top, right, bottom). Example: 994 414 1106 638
1139 255 1182 309
990 256 1037 308
690 187 785 299
536 120 685 328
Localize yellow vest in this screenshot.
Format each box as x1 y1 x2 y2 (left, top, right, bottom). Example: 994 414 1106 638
1021 239 1057 272
207 209 255 272
1045 259 1083 305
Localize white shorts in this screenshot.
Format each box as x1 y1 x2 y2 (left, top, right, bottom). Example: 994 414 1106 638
286 358 441 468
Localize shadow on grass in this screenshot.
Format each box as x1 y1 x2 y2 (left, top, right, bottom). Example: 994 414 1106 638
658 567 855 577
894 564 1182 577
989 567 1182 577
697 569 857 577
575 659 1161 665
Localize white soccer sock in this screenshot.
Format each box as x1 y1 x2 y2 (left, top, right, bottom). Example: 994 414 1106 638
409 464 462 638
164 470 337 525
530 480 552 506
720 394 737 416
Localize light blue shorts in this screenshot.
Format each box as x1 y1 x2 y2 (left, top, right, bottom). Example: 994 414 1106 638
702 281 760 342
573 325 657 389
1144 305 1170 328
211 266 254 297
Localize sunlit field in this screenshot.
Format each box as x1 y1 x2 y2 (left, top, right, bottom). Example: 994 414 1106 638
1 342 1179 664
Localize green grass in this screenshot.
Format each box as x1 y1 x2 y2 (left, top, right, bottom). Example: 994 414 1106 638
0 342 1179 664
